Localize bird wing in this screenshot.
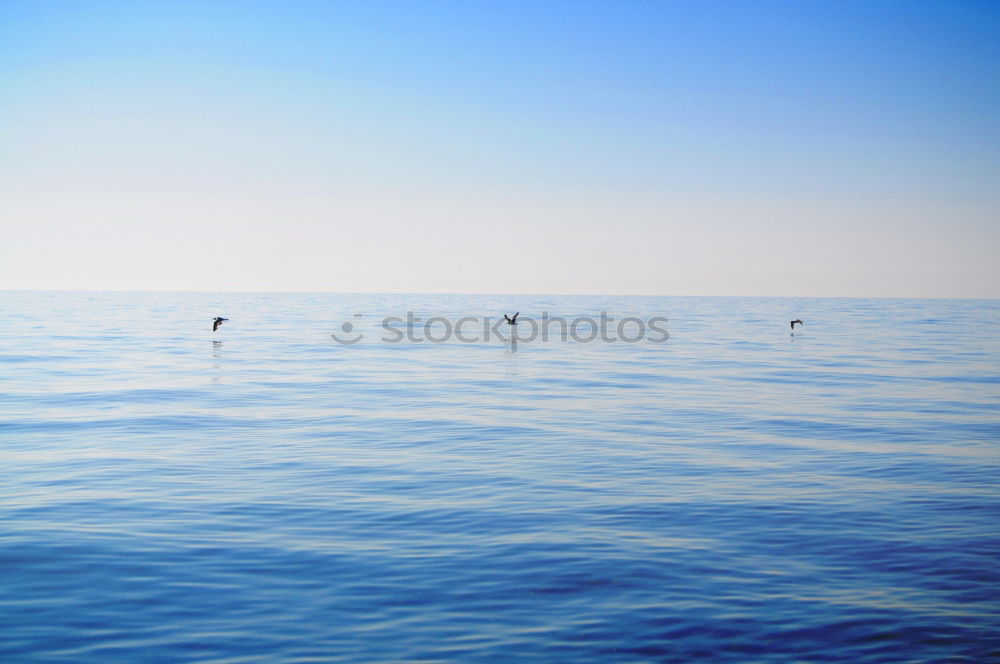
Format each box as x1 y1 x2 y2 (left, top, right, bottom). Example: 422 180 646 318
213 320 220 331
512 312 519 322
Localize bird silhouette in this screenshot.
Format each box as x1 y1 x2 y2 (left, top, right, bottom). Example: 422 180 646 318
790 319 803 330
213 317 229 332
504 312 519 325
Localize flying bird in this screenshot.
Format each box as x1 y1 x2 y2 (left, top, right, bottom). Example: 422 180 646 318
790 319 803 330
213 317 229 332
504 312 519 325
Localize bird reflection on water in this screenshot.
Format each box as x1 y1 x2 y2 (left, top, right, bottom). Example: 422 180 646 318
212 340 223 382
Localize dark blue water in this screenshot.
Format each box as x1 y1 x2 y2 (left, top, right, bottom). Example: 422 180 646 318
2 291 999 662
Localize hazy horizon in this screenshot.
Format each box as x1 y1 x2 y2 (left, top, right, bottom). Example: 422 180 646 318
3 1 998 298
4 287 998 303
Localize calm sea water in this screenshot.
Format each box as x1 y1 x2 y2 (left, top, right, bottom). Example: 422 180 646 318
2 291 999 663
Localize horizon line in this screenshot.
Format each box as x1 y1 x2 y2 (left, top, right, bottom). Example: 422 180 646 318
2 288 997 302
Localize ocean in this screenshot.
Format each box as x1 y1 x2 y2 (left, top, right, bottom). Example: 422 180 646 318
2 291 999 662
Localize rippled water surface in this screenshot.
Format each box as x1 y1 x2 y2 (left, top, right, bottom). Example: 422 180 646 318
2 291 999 662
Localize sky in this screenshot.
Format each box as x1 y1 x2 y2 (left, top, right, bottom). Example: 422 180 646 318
1 0 998 297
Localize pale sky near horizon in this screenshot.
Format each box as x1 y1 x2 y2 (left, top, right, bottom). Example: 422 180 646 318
1 1 998 297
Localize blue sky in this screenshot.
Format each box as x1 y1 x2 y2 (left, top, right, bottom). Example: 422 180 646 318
2 1 998 296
